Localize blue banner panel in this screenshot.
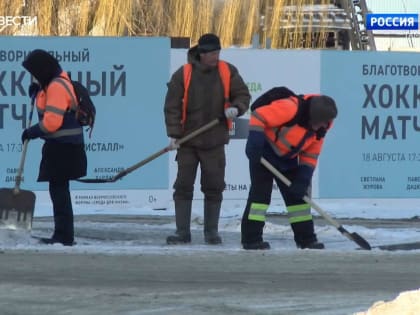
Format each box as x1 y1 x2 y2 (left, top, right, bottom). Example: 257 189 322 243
0 37 170 190
320 50 420 198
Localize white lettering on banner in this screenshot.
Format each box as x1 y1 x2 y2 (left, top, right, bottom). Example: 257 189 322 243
369 16 415 28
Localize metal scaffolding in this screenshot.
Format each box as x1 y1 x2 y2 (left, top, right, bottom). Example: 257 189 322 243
339 0 376 50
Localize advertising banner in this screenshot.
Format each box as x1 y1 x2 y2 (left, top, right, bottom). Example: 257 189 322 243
0 37 171 210
320 50 420 197
2 38 418 216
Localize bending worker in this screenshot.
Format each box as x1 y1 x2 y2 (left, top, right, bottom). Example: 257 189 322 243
241 87 338 250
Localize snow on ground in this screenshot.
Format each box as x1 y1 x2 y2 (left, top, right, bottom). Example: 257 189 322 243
1 200 420 253
1 198 420 315
354 289 420 315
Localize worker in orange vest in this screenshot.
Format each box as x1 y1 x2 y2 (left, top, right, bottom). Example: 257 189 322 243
241 89 338 250
164 33 250 245
21 49 87 246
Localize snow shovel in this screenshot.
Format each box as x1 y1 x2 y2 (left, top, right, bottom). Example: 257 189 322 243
260 157 372 250
77 117 224 183
0 97 36 231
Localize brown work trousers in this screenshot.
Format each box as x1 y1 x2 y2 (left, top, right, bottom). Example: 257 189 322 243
173 145 226 202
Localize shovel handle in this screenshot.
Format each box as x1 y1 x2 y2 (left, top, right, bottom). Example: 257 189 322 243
123 117 223 177
14 95 36 194
175 117 222 146
260 157 371 250
260 157 341 228
77 117 224 183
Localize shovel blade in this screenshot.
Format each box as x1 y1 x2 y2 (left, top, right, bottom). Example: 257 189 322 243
377 241 420 251
350 232 371 250
0 188 36 231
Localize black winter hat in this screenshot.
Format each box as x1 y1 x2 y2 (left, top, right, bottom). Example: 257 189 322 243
22 49 62 88
198 33 221 53
309 95 338 125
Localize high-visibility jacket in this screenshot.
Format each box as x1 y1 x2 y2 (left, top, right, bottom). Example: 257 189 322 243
35 71 83 144
182 61 232 129
249 94 331 170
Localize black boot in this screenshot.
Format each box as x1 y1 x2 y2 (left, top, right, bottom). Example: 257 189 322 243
204 200 222 245
166 200 192 244
291 220 324 249
38 237 76 246
298 241 325 249
242 241 271 250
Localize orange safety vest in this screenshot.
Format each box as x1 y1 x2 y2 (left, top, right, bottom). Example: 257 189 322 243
182 61 232 129
249 94 327 169
35 72 82 141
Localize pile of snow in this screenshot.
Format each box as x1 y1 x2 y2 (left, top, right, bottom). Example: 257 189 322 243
354 289 420 315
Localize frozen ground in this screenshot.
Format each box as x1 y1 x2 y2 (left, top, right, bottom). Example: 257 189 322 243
1 199 420 315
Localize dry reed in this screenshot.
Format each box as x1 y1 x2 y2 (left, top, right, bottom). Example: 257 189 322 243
0 0 336 48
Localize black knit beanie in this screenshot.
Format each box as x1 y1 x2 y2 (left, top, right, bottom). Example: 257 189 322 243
309 95 338 125
198 33 221 53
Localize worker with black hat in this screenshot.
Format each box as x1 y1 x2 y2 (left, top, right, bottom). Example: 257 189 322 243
241 88 338 250
164 33 250 245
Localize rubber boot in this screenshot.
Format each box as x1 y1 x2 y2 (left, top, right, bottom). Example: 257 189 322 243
166 200 192 244
204 200 222 245
242 241 270 250
291 220 324 250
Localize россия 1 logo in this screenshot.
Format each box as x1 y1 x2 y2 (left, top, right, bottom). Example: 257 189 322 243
366 13 419 31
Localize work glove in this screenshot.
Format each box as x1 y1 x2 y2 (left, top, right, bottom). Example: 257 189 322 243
168 138 180 150
224 107 238 119
288 165 314 199
288 180 309 200
21 129 30 144
315 127 327 140
21 124 43 143
28 82 40 98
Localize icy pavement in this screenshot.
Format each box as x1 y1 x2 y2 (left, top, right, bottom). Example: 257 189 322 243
1 212 420 315
1 212 420 252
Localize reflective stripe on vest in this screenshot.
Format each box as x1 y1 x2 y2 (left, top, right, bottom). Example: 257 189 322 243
53 77 78 111
38 76 83 143
182 61 232 129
